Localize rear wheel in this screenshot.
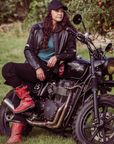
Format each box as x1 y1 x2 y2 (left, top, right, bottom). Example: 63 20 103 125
72 94 114 144
0 89 33 136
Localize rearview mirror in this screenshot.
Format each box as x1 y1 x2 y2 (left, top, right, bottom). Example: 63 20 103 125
105 43 112 52
73 14 82 25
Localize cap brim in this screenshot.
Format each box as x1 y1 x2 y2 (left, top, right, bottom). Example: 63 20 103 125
54 5 68 11
62 6 68 11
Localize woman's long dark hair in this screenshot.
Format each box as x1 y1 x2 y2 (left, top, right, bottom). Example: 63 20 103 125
36 11 76 53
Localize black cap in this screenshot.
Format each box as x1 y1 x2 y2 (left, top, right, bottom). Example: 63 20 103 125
48 0 68 12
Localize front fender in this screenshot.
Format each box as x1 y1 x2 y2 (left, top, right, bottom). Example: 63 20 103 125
99 80 114 93
100 80 114 87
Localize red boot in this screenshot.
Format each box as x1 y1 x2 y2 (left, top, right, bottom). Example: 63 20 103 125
14 85 28 97
13 86 35 114
6 122 24 144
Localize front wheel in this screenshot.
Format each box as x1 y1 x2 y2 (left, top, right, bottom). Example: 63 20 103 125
0 89 33 136
72 94 114 144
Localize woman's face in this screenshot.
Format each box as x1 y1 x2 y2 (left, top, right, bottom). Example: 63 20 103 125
51 8 64 25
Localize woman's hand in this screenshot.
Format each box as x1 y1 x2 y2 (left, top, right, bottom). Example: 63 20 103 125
47 56 57 67
36 68 45 81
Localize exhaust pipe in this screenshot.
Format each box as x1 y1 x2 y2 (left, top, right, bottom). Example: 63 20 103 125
3 98 33 117
26 90 73 129
3 98 14 112
26 103 65 127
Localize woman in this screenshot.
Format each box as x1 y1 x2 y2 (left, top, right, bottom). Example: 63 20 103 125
2 0 76 143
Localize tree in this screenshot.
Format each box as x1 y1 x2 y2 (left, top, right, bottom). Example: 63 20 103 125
0 0 33 24
65 0 114 36
26 0 51 22
27 0 114 36
1 0 114 36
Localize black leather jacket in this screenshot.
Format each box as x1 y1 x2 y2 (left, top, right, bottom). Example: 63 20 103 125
24 22 76 73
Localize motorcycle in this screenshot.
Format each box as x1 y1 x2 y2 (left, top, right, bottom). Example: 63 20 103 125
0 14 114 144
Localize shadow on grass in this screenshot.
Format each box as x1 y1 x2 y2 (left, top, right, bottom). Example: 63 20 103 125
29 127 73 139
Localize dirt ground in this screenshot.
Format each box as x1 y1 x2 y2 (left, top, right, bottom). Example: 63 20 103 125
90 32 114 48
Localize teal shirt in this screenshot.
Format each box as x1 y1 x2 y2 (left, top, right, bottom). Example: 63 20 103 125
37 35 55 62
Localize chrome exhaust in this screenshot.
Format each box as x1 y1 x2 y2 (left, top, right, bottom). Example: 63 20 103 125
3 98 14 112
26 90 72 129
26 103 65 127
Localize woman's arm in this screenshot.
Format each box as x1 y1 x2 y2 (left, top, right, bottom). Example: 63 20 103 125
55 33 76 62
24 24 41 70
24 24 46 81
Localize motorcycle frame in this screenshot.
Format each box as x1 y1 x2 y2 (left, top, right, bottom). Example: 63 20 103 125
90 50 99 124
72 31 100 124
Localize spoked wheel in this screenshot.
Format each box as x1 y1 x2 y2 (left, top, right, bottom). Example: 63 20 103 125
0 89 33 136
72 94 114 144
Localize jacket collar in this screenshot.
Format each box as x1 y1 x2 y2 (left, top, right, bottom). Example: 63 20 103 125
37 22 44 29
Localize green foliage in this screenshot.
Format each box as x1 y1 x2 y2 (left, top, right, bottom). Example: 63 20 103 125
26 0 51 22
67 0 114 35
0 0 114 36
27 0 114 36
26 0 76 28
0 0 33 24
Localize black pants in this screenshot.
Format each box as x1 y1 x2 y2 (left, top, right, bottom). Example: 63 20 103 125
2 58 53 123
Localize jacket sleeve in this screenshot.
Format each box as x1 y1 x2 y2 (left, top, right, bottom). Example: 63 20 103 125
55 33 76 62
24 24 41 70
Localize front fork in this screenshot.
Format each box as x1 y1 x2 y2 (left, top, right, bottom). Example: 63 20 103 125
91 55 100 124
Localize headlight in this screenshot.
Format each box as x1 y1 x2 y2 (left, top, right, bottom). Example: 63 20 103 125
101 57 114 75
107 58 114 75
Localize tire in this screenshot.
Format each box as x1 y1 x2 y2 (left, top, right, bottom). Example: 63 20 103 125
0 89 33 136
72 94 114 144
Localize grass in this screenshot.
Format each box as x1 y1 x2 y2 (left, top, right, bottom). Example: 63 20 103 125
0 33 27 101
0 31 114 144
0 127 75 144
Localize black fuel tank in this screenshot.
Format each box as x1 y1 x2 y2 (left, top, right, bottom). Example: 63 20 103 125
64 59 90 79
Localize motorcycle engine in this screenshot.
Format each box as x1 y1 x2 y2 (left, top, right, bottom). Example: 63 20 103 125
33 79 74 121
44 79 75 121
44 100 60 121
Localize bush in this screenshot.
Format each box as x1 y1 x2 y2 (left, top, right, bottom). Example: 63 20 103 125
26 0 51 22
0 0 33 24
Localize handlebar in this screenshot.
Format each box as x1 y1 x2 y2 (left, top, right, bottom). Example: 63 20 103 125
66 27 86 43
66 27 95 54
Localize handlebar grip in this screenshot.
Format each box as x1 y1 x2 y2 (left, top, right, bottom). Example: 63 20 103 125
66 27 78 36
66 27 86 43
